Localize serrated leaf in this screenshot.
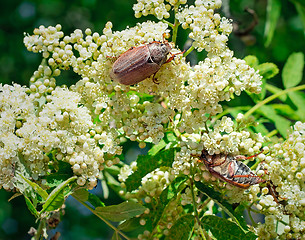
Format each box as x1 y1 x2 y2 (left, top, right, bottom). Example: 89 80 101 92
19 174 48 201
41 176 77 213
202 215 257 240
24 195 39 218
44 190 65 212
256 63 279 80
259 105 291 138
88 193 105 208
95 201 145 222
244 55 259 68
283 52 304 89
125 148 176 192
165 214 194 240
72 188 89 201
72 188 105 209
118 217 141 232
195 181 248 232
264 0 281 47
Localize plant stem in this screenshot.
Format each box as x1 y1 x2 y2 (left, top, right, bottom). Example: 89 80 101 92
266 129 278 138
244 84 305 118
34 218 46 240
214 106 251 121
162 19 174 29
183 45 195 57
72 195 131 240
190 178 207 240
171 6 180 44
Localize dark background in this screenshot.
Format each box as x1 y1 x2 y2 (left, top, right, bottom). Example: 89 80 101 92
0 0 304 239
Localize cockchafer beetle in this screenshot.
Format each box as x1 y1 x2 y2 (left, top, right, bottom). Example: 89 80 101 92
198 151 265 189
109 40 183 85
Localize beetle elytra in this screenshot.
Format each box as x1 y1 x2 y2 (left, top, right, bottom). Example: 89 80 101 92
198 151 265 189
110 41 182 85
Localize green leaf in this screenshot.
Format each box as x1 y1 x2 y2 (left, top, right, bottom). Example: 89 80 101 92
146 176 187 232
72 188 105 208
282 52 304 89
8 193 22 202
266 84 287 102
72 188 89 202
252 120 270 135
202 215 257 240
41 176 77 213
126 90 154 104
259 105 291 138
125 148 177 192
95 201 145 222
264 0 281 47
257 78 267 100
103 171 122 196
244 55 259 68
256 63 279 80
24 195 39 218
195 181 248 232
19 174 48 201
43 160 74 188
148 132 178 156
288 91 305 120
118 217 143 233
101 178 110 199
160 177 187 204
111 232 122 240
148 139 167 156
271 104 301 120
164 214 194 240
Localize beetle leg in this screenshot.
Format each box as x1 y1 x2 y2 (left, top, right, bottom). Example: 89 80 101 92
106 55 118 62
165 50 185 64
235 150 263 160
152 73 160 84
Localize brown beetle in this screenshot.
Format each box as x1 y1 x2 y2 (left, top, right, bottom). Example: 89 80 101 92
110 41 181 85
198 151 265 189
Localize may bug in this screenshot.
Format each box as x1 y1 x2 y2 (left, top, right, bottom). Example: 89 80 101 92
198 151 265 189
110 40 183 85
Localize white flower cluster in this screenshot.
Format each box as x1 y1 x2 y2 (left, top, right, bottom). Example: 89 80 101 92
254 121 305 239
0 84 121 190
0 84 35 190
15 0 264 209
133 0 187 20
176 1 228 53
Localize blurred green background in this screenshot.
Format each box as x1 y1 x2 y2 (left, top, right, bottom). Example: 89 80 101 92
0 0 304 239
